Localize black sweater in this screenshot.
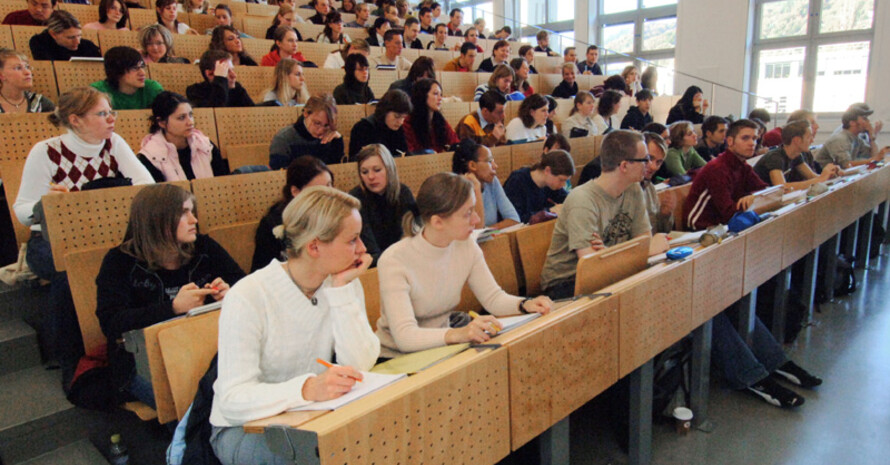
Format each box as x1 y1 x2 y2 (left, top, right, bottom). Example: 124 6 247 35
666 103 703 125
269 116 346 169
251 201 286 272
333 81 375 105
348 115 409 159
137 142 229 182
29 30 101 61
551 81 578 99
186 77 254 108
620 106 653 131
348 184 416 265
503 167 568 223
95 235 244 389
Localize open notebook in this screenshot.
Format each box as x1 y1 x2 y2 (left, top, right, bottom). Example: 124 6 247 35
290 371 407 411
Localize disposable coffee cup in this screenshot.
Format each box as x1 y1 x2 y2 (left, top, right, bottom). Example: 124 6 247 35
672 407 693 434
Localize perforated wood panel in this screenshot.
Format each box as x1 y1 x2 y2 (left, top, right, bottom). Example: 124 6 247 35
213 106 299 158
0 25 11 50
113 109 152 151
427 50 457 71
692 236 745 325
191 170 286 231
207 221 258 274
227 143 270 169
306 348 511 465
618 259 693 378
54 61 106 94
231 65 273 103
97 29 141 55
457 235 519 312
59 3 99 25
509 140 544 169
298 41 340 66
742 215 787 295
147 62 200 96
10 25 44 58
394 152 453 195
570 135 599 167
537 73 563 95
575 235 649 296
172 34 211 62
491 145 511 184
358 268 380 330
650 96 673 126
41 181 189 271
782 201 816 268
328 161 359 192
220 1 248 16
438 101 469 129
240 15 270 39
240 37 274 62
64 246 110 356
438 71 476 102
304 67 345 97
158 311 220 420
337 104 369 157
28 59 57 101
128 9 157 31
296 23 324 42
247 3 279 16
509 296 619 448
187 13 217 34
366 71 392 102
515 220 556 295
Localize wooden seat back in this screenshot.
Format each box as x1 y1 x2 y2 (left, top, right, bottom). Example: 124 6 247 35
574 235 650 296
358 268 380 331
514 220 556 295
206 221 259 274
158 310 221 420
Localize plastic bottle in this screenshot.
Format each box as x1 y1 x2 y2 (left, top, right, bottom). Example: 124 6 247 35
109 434 129 465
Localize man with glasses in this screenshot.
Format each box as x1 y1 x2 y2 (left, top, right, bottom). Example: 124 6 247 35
3 0 55 26
90 46 164 110
815 103 889 170
641 132 675 234
540 130 668 299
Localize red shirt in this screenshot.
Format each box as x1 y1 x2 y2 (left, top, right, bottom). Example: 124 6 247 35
2 10 45 26
762 127 783 148
682 151 768 230
260 49 309 67
402 114 460 153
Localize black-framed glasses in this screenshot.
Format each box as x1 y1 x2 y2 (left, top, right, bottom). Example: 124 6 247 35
626 156 651 164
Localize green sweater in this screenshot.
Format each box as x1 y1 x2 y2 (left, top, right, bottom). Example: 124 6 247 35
90 79 164 110
665 146 707 176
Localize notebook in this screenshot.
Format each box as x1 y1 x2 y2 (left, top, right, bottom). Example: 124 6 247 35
290 371 407 411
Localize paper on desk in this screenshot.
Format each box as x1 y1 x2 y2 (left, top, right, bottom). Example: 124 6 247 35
496 313 541 332
781 190 807 205
667 230 705 246
371 343 470 375
654 182 671 192
290 371 407 411
494 223 527 234
186 301 222 317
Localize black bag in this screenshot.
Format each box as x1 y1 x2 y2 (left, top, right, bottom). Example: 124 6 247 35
871 221 884 260
815 254 856 304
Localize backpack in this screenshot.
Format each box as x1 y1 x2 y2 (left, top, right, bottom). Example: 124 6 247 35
815 253 856 304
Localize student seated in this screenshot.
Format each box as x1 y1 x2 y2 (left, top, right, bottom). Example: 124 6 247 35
30 11 101 61
456 90 507 147
590 90 620 135
270 93 344 169
446 8 462 36
317 11 351 44
563 47 579 73
371 29 412 71
14 87 154 386
621 65 642 96
452 138 519 227
365 17 390 47
664 121 706 176
640 132 674 234
696 115 728 161
83 0 129 31
186 50 254 108
346 1 371 28
402 78 459 153
463 26 484 53
682 119 769 230
416 6 434 33
540 130 669 299
426 23 449 50
476 39 510 73
533 30 559 57
205 4 251 37
815 103 888 170
307 0 331 24
262 26 311 67
0 49 55 113
156 0 194 35
620 89 654 131
388 56 435 96
519 45 538 74
577 45 602 75
401 16 423 49
262 58 310 107
3 0 54 26
340 0 357 15
550 63 579 99
754 120 838 189
561 91 597 138
641 66 658 95
324 39 371 69
376 172 551 357
252 156 334 272
265 6 304 41
348 89 411 159
510 57 534 98
667 85 707 125
761 109 819 150
211 187 379 463
210 26 258 66
96 184 243 408
474 64 520 102
444 42 477 72
139 24 189 64
333 54 375 105
178 0 209 14
91 47 164 110
138 91 229 182
349 144 417 264
505 93 549 143
503 150 574 223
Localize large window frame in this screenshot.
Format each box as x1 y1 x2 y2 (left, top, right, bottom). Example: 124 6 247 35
750 0 875 116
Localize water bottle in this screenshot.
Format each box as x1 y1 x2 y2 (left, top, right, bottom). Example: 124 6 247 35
109 434 129 465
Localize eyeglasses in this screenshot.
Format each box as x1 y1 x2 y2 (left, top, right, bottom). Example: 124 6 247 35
625 156 651 164
92 110 118 118
128 63 147 72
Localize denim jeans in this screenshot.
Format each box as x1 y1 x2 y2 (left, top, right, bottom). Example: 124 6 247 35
26 233 84 387
711 311 788 390
211 426 291 465
127 372 156 410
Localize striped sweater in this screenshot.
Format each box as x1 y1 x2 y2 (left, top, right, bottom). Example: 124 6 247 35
682 151 767 230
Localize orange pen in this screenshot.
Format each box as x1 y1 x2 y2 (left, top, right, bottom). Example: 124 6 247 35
316 358 362 382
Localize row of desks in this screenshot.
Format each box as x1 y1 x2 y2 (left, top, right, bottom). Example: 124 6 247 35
249 164 890 464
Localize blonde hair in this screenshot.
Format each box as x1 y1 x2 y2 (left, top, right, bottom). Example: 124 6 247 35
267 58 310 105
48 87 110 129
355 144 400 204
0 49 28 91
273 186 361 259
139 24 177 58
487 64 515 89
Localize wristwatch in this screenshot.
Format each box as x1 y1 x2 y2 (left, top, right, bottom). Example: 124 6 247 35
519 297 532 314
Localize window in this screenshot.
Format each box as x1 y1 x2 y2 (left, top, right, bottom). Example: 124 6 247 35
508 0 574 43
750 0 874 115
455 1 493 35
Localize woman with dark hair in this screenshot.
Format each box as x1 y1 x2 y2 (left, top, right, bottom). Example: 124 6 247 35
139 25 189 64
137 91 228 182
452 138 519 227
261 26 310 67
340 0 357 14
30 10 101 61
349 89 411 158
666 85 707 124
0 49 54 113
265 5 303 41
97 184 244 407
388 56 435 95
90 46 164 110
349 144 416 265
505 93 548 143
504 150 575 223
376 172 551 357
252 156 334 271
317 11 351 44
210 25 258 66
333 54 374 104
156 0 193 35
641 66 658 95
83 0 128 31
592 89 622 134
510 57 534 97
544 95 558 135
366 16 391 46
402 78 459 153
518 45 538 74
206 4 251 37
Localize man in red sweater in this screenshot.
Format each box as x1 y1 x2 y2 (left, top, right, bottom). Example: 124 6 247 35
2 0 55 25
683 119 768 230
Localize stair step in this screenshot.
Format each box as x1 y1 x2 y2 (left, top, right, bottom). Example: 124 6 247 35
0 366 72 433
0 281 48 324
17 439 110 465
0 319 41 375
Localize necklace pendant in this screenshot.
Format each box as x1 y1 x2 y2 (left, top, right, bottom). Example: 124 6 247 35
311 297 318 306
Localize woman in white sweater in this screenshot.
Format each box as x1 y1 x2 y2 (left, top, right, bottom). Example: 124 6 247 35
560 91 598 138
210 186 379 465
376 172 552 358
